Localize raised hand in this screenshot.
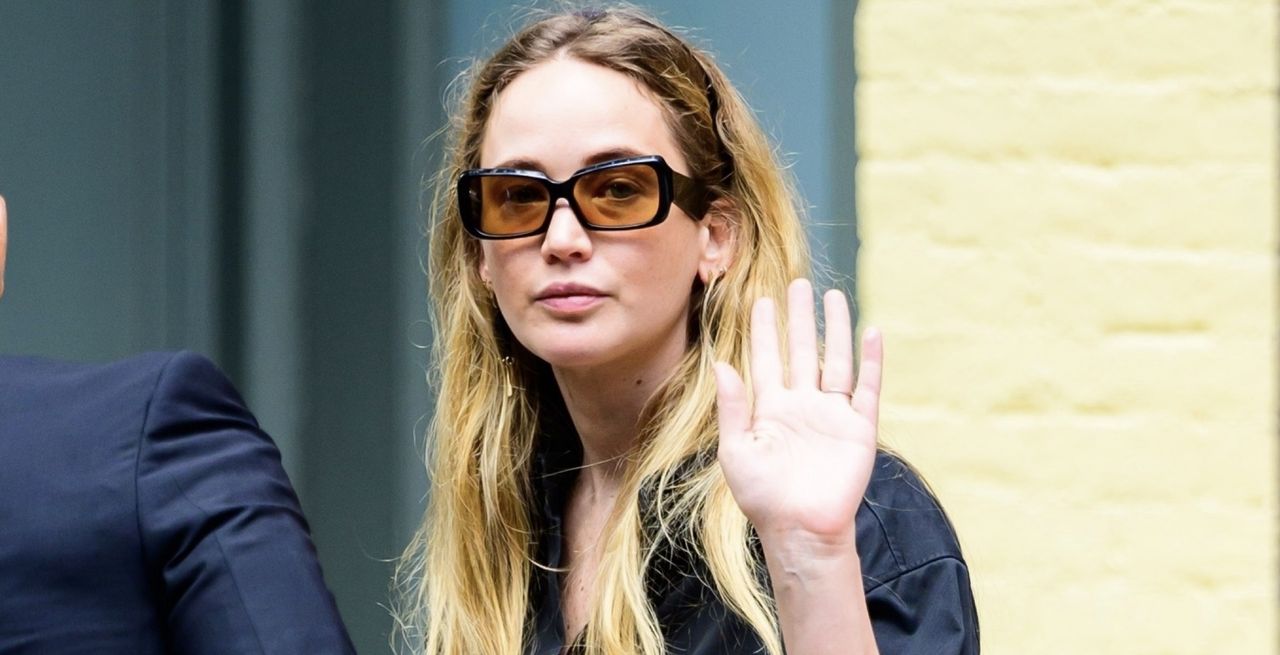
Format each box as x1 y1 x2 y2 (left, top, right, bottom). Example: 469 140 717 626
714 278 883 546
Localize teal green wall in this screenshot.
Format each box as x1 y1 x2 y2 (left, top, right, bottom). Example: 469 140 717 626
0 2 853 651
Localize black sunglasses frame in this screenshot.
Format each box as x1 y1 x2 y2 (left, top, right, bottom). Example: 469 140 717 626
456 155 714 240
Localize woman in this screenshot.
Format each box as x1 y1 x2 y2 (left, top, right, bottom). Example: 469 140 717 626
394 7 978 654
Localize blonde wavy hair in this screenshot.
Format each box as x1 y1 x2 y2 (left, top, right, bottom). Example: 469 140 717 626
393 6 810 654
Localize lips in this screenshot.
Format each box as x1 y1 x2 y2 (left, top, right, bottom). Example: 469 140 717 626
535 282 606 312
536 282 604 300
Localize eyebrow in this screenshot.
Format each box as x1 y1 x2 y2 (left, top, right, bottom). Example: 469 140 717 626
489 147 648 177
582 147 646 167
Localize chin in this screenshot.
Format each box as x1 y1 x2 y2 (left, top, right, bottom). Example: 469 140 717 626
523 342 616 372
507 318 613 366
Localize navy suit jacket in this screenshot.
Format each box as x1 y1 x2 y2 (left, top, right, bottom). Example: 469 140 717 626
0 351 356 654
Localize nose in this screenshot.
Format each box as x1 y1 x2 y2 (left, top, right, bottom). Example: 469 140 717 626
540 199 593 263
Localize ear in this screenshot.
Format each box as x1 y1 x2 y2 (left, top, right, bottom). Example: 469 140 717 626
697 197 737 285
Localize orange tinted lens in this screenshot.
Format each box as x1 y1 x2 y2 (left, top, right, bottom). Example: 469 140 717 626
478 176 550 235
574 164 660 227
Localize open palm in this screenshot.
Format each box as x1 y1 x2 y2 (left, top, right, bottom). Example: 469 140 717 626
715 279 883 542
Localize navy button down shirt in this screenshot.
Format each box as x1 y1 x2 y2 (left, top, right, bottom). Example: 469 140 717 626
526 433 979 654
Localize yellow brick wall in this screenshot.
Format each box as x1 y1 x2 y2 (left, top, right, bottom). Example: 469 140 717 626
854 2 1278 653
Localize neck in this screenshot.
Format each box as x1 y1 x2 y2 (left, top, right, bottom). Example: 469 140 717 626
551 349 684 495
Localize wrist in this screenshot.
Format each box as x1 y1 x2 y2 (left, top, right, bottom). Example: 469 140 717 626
757 526 860 576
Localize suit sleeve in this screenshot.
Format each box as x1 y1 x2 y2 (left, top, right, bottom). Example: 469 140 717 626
865 556 980 655
135 352 356 655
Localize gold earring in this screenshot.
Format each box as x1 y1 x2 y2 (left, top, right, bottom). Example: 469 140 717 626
501 356 514 399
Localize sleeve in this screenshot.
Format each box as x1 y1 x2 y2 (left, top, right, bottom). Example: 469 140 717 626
865 556 980 655
135 351 356 655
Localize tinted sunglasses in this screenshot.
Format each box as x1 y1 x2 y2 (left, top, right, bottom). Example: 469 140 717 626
457 155 714 240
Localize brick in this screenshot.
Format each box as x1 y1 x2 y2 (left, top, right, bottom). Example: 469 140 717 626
853 320 1274 421
937 488 1273 652
946 495 1273 652
856 158 1278 254
857 233 1276 338
857 79 1276 164
881 413 1275 511
858 1 1279 86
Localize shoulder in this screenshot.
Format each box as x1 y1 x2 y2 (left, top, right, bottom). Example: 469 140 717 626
855 450 968 588
0 351 247 435
0 351 210 416
0 350 217 392
142 351 242 404
132 351 259 436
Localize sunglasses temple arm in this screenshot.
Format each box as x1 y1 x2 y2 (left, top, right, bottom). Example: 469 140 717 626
672 174 714 220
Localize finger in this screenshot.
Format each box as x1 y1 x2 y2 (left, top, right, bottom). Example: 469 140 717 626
786 278 819 389
750 296 784 394
713 362 752 444
819 289 854 396
851 327 884 427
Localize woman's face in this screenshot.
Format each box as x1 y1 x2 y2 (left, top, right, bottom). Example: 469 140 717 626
477 57 727 377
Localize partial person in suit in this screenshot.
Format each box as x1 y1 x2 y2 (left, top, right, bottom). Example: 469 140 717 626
0 195 356 654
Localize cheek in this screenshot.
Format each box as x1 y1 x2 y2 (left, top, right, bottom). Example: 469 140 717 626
650 227 705 279
627 242 702 304
480 244 533 318
480 242 519 285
